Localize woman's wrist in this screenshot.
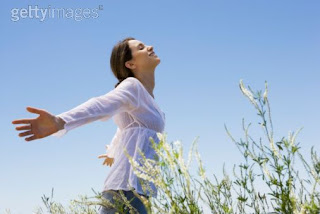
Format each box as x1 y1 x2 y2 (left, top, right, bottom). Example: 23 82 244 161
55 116 66 131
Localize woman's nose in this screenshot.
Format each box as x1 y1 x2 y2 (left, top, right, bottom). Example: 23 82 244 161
148 46 153 51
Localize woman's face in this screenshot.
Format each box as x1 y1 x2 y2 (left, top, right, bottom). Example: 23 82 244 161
125 40 160 72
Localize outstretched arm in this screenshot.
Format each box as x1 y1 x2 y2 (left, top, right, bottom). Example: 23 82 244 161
12 77 140 141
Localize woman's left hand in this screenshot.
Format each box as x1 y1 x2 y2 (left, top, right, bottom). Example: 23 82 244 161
98 154 114 167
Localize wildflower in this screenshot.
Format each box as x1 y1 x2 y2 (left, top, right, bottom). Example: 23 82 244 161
262 162 272 180
263 81 268 103
239 79 259 110
156 132 164 142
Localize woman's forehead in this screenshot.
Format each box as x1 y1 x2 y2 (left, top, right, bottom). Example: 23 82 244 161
128 40 144 48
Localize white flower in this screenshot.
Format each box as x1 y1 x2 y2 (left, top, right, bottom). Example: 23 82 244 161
263 81 268 102
173 140 181 148
239 79 259 109
156 132 163 141
262 162 271 180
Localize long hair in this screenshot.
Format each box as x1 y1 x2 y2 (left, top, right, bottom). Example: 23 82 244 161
110 37 136 88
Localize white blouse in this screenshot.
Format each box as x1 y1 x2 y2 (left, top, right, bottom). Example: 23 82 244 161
51 77 166 197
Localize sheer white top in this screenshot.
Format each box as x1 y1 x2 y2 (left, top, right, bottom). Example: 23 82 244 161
51 77 166 197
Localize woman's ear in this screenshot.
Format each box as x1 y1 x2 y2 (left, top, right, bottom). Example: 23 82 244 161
125 60 136 70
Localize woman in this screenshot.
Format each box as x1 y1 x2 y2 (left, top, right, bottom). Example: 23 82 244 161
11 37 165 214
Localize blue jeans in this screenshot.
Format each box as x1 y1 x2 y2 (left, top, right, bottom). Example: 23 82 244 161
98 190 149 214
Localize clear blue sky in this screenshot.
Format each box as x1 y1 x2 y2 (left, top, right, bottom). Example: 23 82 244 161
1 0 319 213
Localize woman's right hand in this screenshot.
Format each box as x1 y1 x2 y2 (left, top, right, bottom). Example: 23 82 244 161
12 106 65 142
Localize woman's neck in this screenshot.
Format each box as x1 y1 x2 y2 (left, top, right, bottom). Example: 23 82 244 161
135 72 155 98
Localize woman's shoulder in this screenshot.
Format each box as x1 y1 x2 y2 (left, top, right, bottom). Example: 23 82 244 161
125 77 140 84
116 77 142 95
118 77 137 87
118 77 142 89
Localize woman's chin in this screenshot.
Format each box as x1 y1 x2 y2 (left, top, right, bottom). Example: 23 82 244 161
150 57 161 68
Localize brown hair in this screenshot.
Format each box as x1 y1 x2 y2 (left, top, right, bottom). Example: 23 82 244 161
110 37 136 88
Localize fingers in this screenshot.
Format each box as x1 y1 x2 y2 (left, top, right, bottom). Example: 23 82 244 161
26 106 46 115
11 106 45 125
103 159 113 167
15 131 37 142
12 119 34 124
98 154 108 159
15 125 32 131
98 154 114 166
19 130 33 137
12 121 36 142
25 135 37 142
103 158 108 165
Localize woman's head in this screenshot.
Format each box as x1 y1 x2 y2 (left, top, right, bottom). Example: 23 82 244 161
110 37 160 88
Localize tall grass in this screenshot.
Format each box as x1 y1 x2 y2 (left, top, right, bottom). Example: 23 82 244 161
7 80 320 214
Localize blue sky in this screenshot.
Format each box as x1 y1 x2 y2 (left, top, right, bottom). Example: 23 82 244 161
1 0 319 213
